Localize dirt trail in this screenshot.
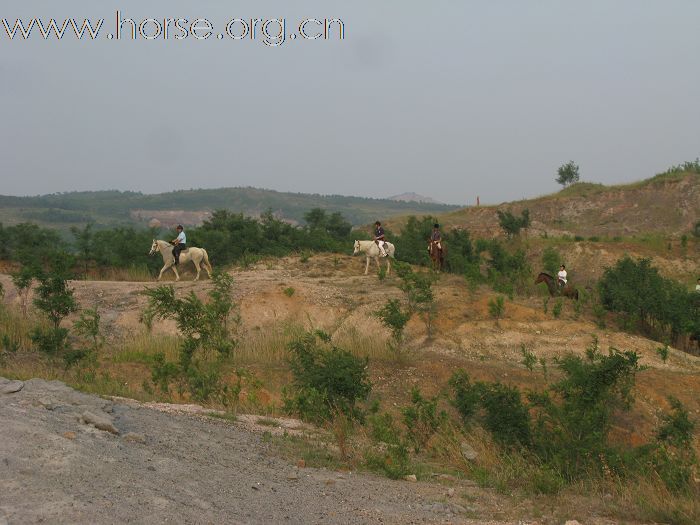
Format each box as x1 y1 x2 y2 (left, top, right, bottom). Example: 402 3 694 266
0 377 486 525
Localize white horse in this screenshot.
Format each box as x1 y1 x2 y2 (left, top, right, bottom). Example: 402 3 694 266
149 239 213 282
353 240 395 276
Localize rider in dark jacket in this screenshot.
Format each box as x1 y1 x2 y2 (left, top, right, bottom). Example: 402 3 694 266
374 221 387 257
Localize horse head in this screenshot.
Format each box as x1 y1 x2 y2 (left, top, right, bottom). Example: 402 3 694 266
149 239 159 256
353 240 361 255
534 272 551 285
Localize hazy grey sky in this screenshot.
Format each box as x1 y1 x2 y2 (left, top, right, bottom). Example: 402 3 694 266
1 1 699 204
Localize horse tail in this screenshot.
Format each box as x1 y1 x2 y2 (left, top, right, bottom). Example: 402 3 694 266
202 249 213 272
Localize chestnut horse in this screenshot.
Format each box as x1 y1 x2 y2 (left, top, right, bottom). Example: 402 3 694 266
535 272 579 300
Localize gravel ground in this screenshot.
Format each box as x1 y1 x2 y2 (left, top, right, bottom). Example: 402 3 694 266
0 377 477 525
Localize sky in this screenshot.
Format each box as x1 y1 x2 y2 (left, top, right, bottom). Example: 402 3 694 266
1 1 699 205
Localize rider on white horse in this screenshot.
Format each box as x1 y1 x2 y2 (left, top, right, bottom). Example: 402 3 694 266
172 225 186 265
374 221 388 257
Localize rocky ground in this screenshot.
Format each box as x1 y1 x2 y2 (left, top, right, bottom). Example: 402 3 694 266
0 377 495 525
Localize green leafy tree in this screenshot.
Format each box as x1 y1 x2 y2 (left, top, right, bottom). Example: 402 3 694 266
285 330 371 424
29 252 77 355
70 223 95 278
556 161 580 187
375 299 411 355
497 209 530 238
143 271 240 402
541 246 561 275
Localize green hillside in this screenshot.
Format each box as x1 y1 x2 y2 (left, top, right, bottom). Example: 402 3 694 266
0 187 460 230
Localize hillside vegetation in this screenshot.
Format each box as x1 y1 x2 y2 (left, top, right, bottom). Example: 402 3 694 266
401 171 700 239
0 187 460 230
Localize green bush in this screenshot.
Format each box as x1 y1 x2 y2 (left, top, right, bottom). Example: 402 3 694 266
447 339 697 489
401 388 447 452
488 296 505 319
285 330 371 424
365 412 413 479
375 299 410 351
599 256 697 344
552 299 563 318
30 326 70 355
449 370 531 447
497 209 530 238
541 246 561 275
143 271 240 402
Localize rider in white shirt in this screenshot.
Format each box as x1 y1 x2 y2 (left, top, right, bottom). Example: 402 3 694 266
557 265 568 288
172 225 187 265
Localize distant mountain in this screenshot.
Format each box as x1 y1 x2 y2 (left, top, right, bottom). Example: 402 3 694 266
0 187 461 231
387 192 443 204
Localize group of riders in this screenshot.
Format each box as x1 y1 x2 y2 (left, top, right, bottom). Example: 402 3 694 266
168 221 570 289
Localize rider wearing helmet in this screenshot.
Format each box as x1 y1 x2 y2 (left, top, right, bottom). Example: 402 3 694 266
429 223 442 252
172 225 187 265
374 221 387 257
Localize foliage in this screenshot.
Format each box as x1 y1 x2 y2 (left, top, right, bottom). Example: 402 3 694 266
496 209 530 238
528 340 642 480
488 296 505 319
479 239 530 297
449 370 531 446
541 246 561 275
61 307 105 369
285 330 371 424
282 287 295 297
401 388 448 452
656 345 670 363
552 299 563 318
394 262 437 337
375 299 410 352
520 345 537 372
365 412 413 479
556 161 580 186
598 256 698 344
447 338 697 493
142 271 240 402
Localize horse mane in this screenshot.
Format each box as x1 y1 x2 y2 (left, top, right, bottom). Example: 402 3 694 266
538 272 554 279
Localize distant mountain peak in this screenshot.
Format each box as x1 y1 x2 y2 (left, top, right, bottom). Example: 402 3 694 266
387 192 442 204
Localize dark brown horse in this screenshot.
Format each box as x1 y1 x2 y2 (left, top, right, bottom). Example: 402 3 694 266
535 272 579 300
428 241 446 272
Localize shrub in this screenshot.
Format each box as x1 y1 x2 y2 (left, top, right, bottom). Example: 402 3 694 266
402 388 447 452
528 340 642 480
552 299 563 318
142 271 240 402
656 345 670 363
449 370 531 447
285 330 371 424
541 246 561 275
375 299 410 353
365 412 413 479
599 256 697 344
520 345 537 372
497 209 530 238
394 262 437 337
488 296 505 319
282 287 295 297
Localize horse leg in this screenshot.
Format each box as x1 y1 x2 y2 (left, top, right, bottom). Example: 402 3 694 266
364 256 370 275
171 265 180 281
386 257 391 276
193 259 201 281
374 256 381 271
157 264 169 281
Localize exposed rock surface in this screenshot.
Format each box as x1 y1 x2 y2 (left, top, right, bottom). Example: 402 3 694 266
0 377 481 524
